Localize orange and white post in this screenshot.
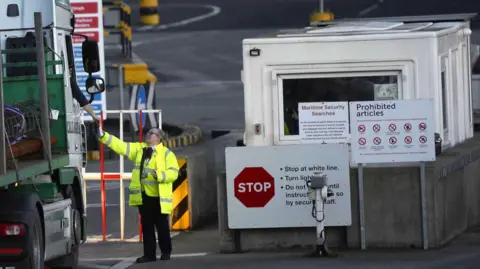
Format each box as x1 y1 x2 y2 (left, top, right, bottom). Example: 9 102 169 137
82 109 162 242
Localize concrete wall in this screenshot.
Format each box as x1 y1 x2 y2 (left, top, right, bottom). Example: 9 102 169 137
175 131 242 229
217 135 480 251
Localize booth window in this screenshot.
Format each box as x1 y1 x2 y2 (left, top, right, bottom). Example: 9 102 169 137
282 74 398 136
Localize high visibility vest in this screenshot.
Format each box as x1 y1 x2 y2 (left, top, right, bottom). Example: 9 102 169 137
99 132 180 214
284 122 290 135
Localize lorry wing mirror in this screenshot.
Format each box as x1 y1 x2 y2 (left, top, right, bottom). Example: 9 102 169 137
82 40 100 73
86 77 105 95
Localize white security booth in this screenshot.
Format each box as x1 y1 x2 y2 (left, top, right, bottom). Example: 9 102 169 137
241 14 476 149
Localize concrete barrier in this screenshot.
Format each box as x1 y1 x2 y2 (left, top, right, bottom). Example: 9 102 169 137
217 134 480 251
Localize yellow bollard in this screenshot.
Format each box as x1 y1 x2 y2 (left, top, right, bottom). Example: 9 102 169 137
139 0 160 25
310 11 335 23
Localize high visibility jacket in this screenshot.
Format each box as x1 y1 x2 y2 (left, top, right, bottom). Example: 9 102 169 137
98 132 179 214
284 122 290 135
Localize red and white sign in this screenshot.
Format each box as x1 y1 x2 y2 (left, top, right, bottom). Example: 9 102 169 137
404 123 412 131
234 167 275 208
358 137 366 145
72 31 99 44
358 125 366 133
71 2 98 14
388 123 397 132
75 17 99 29
71 0 106 121
226 145 352 229
350 100 435 164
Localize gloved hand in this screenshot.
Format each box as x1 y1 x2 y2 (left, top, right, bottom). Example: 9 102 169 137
94 123 104 139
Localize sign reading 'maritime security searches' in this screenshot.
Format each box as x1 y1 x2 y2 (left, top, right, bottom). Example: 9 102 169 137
298 101 349 144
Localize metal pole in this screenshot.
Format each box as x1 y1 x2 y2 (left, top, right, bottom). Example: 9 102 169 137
118 66 124 110
138 110 143 242
319 0 324 12
34 12 52 163
358 164 366 250
420 162 428 250
315 188 325 246
100 112 107 241
0 35 6 175
119 111 125 241
158 111 162 130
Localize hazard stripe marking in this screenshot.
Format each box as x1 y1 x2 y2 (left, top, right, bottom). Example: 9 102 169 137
171 158 189 230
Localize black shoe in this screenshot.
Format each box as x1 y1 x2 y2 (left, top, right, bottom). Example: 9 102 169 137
160 253 171 260
135 256 157 263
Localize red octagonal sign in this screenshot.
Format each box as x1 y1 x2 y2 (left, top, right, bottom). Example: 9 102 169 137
234 167 275 208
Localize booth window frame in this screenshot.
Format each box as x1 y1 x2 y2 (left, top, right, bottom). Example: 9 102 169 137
271 66 406 145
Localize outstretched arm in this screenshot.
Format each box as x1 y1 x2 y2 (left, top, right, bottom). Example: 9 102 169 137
98 131 141 162
157 149 179 184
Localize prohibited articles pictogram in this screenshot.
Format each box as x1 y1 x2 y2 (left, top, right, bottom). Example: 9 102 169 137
404 136 412 144
373 124 381 132
419 135 427 144
358 138 366 145
404 123 412 131
373 137 382 145
388 124 397 132
419 122 427 131
358 125 366 133
389 136 397 144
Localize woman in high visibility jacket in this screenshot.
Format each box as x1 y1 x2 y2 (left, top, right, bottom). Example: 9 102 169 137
95 126 179 263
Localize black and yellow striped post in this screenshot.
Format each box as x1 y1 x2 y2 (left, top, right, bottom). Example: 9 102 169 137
139 0 160 25
170 158 190 230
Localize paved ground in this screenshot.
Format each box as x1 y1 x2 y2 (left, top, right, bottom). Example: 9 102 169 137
79 226 480 269
80 0 480 268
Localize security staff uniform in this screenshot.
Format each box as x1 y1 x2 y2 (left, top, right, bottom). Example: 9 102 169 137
97 131 179 262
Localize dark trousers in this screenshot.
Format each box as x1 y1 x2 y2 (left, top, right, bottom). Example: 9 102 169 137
139 192 172 258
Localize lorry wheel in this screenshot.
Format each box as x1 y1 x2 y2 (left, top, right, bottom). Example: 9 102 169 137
29 210 45 269
48 186 79 269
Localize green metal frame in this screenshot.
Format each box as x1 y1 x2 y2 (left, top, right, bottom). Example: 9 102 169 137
0 47 71 187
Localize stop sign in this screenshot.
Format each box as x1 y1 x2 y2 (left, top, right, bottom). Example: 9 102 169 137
234 167 275 208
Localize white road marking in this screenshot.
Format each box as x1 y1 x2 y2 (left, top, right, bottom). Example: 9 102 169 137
357 0 384 17
80 253 209 267
84 232 180 244
137 4 221 32
86 203 125 208
159 80 242 88
78 263 111 269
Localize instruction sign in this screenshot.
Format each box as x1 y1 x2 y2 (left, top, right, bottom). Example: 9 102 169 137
349 99 436 164
226 144 352 229
298 102 349 143
71 0 106 120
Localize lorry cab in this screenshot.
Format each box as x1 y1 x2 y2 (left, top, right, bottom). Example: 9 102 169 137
0 0 105 171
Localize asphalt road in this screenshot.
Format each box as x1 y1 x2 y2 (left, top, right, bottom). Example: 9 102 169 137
82 1 480 268
112 0 480 133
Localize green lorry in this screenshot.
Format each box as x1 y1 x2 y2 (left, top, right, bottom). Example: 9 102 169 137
0 6 105 269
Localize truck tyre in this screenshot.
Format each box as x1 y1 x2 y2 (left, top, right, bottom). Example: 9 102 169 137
48 186 79 269
29 210 45 269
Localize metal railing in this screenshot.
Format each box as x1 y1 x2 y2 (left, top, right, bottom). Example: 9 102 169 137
82 109 162 242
